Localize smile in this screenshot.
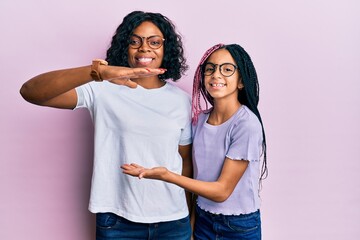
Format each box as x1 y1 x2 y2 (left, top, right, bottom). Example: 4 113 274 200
136 57 153 63
210 83 226 87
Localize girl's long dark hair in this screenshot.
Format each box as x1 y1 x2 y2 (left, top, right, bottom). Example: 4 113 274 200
106 11 188 81
192 43 268 180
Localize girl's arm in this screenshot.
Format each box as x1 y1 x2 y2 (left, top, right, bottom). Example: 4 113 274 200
121 157 248 202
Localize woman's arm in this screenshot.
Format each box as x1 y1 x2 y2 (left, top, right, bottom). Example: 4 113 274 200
20 64 165 109
121 157 249 202
20 66 92 109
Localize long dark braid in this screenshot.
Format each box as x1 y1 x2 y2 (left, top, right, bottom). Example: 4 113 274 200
225 44 268 180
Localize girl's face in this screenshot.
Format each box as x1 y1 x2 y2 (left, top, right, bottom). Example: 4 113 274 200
127 21 164 69
203 49 243 101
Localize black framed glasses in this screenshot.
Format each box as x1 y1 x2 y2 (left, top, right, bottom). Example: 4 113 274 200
129 34 165 49
203 62 238 77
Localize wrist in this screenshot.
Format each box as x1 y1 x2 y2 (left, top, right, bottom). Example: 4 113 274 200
90 59 108 81
163 169 175 182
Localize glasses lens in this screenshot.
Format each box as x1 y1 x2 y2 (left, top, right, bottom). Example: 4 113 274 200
220 63 236 77
129 35 142 48
203 63 216 76
147 36 164 49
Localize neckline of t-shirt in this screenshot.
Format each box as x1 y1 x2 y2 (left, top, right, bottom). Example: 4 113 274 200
204 105 245 128
136 82 168 92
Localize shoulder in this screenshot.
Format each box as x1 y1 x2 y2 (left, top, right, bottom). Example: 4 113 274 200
232 106 262 133
76 81 137 102
165 83 190 98
164 83 191 106
76 81 102 97
77 81 116 92
194 110 210 126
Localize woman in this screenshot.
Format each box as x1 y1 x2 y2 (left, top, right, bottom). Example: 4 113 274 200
122 43 267 240
20 11 192 240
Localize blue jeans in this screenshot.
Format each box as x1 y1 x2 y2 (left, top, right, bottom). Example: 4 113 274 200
96 212 191 240
194 205 261 240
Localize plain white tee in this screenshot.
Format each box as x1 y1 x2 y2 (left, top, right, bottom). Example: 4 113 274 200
75 81 192 223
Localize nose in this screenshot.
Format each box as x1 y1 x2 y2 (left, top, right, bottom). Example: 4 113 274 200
212 66 222 78
138 39 151 52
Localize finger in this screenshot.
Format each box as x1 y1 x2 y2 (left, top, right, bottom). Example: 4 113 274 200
110 68 165 81
122 169 139 177
130 68 167 78
120 164 132 170
136 68 166 74
130 163 143 168
123 79 137 88
143 68 167 74
121 164 141 172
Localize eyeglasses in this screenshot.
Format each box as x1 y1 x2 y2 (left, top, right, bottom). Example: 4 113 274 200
202 62 238 77
129 34 165 49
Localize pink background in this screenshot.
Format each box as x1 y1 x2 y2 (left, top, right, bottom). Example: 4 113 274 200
1 0 359 239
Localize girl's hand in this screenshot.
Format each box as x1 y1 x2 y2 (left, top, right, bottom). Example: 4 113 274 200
121 163 168 180
102 66 166 88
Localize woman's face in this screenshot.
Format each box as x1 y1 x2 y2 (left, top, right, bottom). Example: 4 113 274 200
127 21 164 69
203 48 243 101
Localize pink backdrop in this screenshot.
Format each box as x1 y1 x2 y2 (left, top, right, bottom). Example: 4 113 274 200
1 0 359 239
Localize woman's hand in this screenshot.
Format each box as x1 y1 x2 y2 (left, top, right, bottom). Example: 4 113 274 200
102 66 166 88
121 163 168 180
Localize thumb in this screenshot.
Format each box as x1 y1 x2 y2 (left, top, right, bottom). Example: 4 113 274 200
139 172 145 179
108 78 137 88
123 79 138 88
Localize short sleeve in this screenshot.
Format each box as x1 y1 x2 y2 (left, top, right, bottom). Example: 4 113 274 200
226 113 263 162
179 118 192 145
74 83 96 110
178 94 192 146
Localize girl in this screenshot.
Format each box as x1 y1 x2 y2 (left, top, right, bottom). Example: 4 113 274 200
122 43 267 240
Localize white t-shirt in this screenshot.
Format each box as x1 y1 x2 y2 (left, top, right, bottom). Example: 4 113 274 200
193 106 263 215
75 81 192 223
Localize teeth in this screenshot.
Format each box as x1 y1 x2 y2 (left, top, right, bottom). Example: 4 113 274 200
210 83 225 87
137 58 152 63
